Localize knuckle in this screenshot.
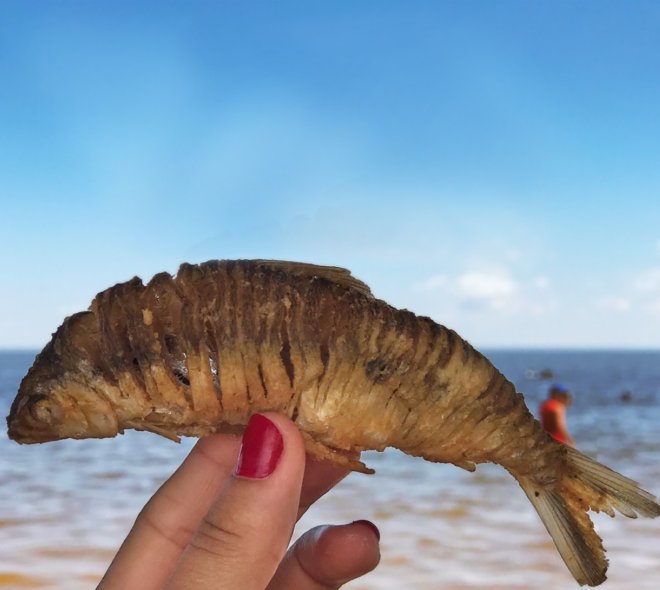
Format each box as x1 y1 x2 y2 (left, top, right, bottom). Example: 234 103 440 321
191 514 245 558
190 514 283 572
136 495 196 550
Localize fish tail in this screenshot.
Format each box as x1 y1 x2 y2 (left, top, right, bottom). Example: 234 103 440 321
519 446 660 586
565 446 660 518
521 478 608 586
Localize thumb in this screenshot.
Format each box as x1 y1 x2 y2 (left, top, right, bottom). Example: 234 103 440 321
165 413 306 590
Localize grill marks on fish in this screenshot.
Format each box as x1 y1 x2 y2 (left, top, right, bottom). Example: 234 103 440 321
393 320 441 444
101 281 155 406
279 319 295 388
342 300 381 420
370 314 422 438
361 316 409 421
328 303 367 416
138 274 186 409
257 363 269 399
211 264 244 418
258 268 296 415
236 267 258 406
461 372 512 454
141 275 194 411
241 263 281 409
198 264 227 412
136 261 325 425
204 321 223 403
398 327 464 454
308 286 340 411
318 340 330 381
285 282 310 419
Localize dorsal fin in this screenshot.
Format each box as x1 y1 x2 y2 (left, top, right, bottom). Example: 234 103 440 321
251 260 374 299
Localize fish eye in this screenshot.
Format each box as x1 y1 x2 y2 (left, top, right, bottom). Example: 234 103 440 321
28 395 54 423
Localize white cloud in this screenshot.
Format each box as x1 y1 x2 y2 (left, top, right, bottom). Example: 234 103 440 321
634 267 660 292
589 265 660 318
596 296 631 313
455 271 517 303
412 268 556 315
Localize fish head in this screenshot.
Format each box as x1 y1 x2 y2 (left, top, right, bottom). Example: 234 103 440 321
7 388 68 443
7 311 120 443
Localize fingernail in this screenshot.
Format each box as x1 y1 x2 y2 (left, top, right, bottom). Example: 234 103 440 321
234 414 284 479
351 519 380 541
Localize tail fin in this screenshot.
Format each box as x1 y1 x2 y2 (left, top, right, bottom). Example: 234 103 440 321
520 447 660 587
564 447 660 519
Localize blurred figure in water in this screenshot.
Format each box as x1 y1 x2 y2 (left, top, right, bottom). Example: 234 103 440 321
539 383 576 447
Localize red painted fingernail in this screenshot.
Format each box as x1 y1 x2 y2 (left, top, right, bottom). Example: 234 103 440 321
352 519 380 541
234 414 284 479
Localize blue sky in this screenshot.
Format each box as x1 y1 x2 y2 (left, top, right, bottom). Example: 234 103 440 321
2 1 660 348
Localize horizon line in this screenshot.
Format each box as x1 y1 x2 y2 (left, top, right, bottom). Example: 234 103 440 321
2 346 660 353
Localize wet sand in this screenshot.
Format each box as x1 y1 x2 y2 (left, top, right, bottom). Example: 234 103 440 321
1 439 658 590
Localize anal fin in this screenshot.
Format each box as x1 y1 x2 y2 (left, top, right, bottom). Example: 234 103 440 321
452 460 476 472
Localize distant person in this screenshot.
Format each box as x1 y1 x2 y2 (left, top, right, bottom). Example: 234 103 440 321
621 390 632 402
539 384 575 447
539 368 554 380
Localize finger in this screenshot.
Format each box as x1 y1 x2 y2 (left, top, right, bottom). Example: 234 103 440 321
267 521 381 589
98 433 241 590
165 413 306 590
298 456 352 518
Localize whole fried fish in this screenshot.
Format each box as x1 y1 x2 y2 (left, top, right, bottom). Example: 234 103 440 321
7 260 660 586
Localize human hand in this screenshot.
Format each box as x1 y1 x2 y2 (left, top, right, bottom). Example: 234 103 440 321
98 413 381 589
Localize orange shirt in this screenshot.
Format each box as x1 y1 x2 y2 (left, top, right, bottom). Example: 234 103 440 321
539 398 568 444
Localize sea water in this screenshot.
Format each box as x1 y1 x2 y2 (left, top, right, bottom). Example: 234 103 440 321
1 350 659 589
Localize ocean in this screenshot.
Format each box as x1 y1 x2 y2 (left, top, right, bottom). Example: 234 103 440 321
1 349 659 589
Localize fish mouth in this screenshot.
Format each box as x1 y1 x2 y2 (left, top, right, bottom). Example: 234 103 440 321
7 426 63 444
6 393 65 444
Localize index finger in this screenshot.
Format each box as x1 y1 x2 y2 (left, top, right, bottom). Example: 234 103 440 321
99 435 355 590
98 433 241 590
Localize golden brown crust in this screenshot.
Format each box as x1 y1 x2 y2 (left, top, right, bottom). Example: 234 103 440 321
8 259 554 470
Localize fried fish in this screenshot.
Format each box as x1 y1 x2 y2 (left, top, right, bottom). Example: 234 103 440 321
7 260 660 586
